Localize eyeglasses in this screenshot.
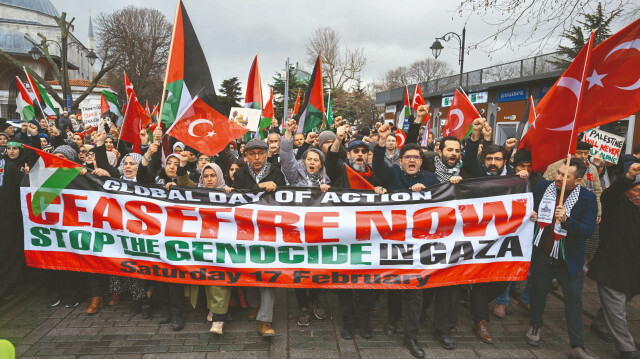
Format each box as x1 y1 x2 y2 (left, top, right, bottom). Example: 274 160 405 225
485 156 504 162
402 155 421 160
245 151 267 157
350 148 368 154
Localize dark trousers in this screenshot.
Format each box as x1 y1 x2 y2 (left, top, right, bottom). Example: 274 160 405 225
295 289 320 309
384 290 423 340
337 290 378 328
433 285 460 334
88 274 109 297
43 269 84 305
387 290 402 323
157 282 185 319
529 249 584 348
470 281 509 323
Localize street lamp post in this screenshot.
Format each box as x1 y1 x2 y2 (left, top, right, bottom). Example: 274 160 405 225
430 27 466 86
29 38 97 111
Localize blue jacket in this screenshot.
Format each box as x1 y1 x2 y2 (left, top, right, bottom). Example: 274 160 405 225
532 180 598 276
372 145 440 190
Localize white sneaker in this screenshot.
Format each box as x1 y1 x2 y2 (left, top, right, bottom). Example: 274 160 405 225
210 321 223 335
206 311 213 322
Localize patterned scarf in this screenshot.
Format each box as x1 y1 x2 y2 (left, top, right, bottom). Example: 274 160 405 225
534 182 581 259
433 156 460 182
585 163 594 192
250 162 271 184
0 158 4 187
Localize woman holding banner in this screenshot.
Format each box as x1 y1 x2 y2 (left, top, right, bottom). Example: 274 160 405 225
177 150 233 335
280 119 330 327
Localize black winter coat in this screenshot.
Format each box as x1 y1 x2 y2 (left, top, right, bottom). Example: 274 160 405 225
587 176 640 296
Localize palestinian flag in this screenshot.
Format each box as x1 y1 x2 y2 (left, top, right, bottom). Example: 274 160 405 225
326 90 334 128
24 145 83 217
100 90 123 124
297 54 324 134
244 54 263 110
397 86 411 132
24 67 56 118
15 77 35 122
160 0 217 128
258 87 274 139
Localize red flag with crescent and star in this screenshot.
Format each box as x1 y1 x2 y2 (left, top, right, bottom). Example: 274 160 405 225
577 18 640 130
394 128 406 150
167 96 249 156
519 33 594 171
411 83 425 110
441 89 480 140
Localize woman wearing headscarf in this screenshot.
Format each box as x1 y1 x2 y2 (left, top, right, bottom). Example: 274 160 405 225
188 152 212 183
137 127 185 331
280 119 330 327
95 151 151 318
0 139 27 298
175 151 232 335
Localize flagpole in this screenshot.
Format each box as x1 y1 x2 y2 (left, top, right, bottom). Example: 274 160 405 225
116 93 134 150
157 0 182 127
559 31 594 204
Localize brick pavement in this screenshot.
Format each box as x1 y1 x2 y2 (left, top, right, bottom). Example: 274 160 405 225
0 277 637 359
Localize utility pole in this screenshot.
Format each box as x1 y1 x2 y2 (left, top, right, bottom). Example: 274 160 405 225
283 58 290 121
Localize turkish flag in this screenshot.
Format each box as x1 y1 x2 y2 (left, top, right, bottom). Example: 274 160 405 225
124 72 135 102
345 166 375 190
578 18 640 130
519 35 593 171
394 128 406 149
411 83 426 110
441 90 480 140
167 96 249 157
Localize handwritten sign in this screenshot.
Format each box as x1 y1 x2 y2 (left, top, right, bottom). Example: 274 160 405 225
81 104 101 127
583 128 625 164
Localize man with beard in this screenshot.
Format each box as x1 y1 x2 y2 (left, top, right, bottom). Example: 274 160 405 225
373 123 439 358
325 125 385 340
587 163 640 359
526 159 597 359
458 118 514 345
232 138 286 337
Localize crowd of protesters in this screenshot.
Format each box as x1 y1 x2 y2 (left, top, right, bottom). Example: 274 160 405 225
0 104 638 359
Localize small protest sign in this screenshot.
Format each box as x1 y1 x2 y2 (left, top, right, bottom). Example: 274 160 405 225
583 128 625 164
81 104 101 127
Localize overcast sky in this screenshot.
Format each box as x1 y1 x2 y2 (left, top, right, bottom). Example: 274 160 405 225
52 0 632 97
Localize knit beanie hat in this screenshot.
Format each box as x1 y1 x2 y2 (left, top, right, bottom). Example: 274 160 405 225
513 148 532 166
318 131 337 148
53 145 78 162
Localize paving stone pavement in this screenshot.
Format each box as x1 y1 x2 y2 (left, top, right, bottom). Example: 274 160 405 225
0 277 637 359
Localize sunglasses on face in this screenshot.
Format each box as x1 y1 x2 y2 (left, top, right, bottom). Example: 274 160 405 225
351 148 368 154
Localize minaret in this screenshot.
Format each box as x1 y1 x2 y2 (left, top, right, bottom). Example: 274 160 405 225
87 11 94 51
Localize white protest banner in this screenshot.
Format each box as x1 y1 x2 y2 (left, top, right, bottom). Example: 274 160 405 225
583 128 625 164
21 175 533 289
81 104 102 127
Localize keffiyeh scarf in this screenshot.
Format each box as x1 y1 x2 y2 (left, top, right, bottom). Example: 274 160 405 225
434 156 460 182
534 182 581 259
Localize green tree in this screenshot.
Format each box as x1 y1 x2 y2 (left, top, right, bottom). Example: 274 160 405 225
217 77 243 117
270 67 309 123
551 3 622 68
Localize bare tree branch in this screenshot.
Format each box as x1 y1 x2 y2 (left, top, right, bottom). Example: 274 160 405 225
455 0 636 54
305 27 366 91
